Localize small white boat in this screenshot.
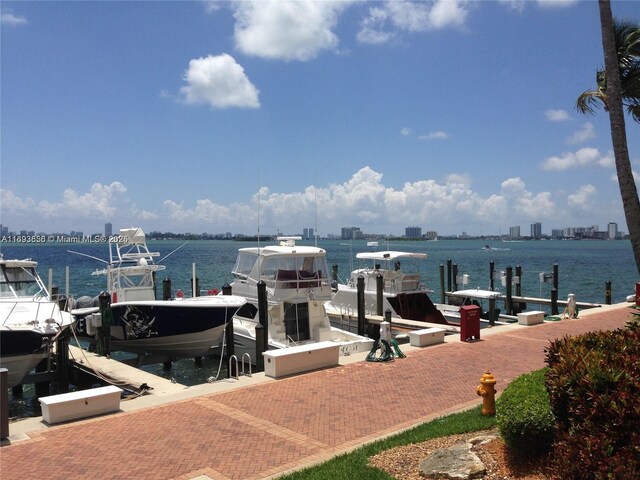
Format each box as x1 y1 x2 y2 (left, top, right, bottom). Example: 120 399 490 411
72 228 246 358
228 237 374 363
0 256 75 388
325 250 449 329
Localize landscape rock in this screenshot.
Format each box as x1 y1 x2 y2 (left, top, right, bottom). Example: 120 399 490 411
418 443 486 479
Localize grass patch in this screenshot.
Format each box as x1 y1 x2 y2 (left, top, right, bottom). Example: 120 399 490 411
280 405 496 480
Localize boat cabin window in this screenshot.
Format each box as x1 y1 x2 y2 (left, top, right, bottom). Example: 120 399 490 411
232 252 258 279
0 266 43 297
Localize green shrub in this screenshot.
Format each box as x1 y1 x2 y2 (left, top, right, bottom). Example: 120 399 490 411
495 368 555 456
545 322 640 480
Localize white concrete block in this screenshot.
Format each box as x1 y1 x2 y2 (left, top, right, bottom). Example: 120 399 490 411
408 327 446 347
39 385 122 424
263 341 339 378
517 310 545 326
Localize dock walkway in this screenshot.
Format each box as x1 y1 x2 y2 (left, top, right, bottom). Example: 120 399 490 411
0 303 635 480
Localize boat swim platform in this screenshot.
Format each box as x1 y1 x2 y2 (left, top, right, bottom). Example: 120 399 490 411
1 302 634 480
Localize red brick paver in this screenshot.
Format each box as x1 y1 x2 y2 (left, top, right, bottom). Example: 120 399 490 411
0 305 634 479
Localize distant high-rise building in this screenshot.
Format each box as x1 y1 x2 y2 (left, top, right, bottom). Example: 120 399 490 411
303 228 314 240
531 222 542 239
105 222 113 237
509 226 521 239
608 222 618 240
341 227 362 240
425 231 438 240
405 226 422 238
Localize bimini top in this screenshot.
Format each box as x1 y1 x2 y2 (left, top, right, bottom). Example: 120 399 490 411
355 251 428 261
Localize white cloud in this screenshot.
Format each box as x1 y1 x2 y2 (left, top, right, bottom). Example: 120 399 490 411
566 122 595 144
0 168 620 236
537 0 578 8
567 184 597 211
541 147 612 171
418 131 449 140
1 10 27 26
545 109 570 122
357 0 468 45
179 54 260 109
232 0 349 61
400 127 412 137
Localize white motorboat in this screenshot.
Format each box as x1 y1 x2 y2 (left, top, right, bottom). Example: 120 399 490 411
325 250 450 330
72 228 246 359
0 256 75 388
228 237 374 364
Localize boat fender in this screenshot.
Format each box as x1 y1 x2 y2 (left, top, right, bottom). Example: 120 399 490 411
208 289 219 296
176 289 184 299
112 291 117 304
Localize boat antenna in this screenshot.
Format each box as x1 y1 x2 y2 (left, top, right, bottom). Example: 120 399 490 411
67 250 109 264
158 241 189 264
313 176 318 247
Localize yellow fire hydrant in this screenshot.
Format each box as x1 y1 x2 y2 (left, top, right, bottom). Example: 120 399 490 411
476 370 497 416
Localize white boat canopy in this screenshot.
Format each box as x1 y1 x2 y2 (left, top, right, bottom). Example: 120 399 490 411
450 289 501 299
355 251 428 261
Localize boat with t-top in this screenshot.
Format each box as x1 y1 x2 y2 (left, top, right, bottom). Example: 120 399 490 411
324 249 450 331
71 227 246 359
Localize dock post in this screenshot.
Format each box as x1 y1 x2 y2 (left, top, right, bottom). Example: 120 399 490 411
332 264 338 284
439 264 445 304
255 280 268 372
192 277 200 297
553 264 559 291
51 285 59 301
605 281 612 305
489 298 496 327
489 261 495 291
357 275 366 336
223 284 236 378
446 259 452 293
551 288 559 315
452 263 458 291
505 266 513 315
514 265 523 314
163 277 171 300
1 368 8 440
376 273 384 316
56 329 70 393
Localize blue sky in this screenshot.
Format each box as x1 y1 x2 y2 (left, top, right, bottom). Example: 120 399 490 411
1 0 639 237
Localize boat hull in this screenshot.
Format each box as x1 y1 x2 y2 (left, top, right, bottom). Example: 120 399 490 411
76 298 245 358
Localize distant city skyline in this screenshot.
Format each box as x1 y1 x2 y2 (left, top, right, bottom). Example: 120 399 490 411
0 221 624 241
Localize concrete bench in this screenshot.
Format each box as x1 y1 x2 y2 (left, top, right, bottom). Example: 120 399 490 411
517 310 545 326
39 385 123 424
409 327 446 347
263 341 339 379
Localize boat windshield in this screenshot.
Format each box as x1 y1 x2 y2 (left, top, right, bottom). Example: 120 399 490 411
0 266 45 298
232 252 258 279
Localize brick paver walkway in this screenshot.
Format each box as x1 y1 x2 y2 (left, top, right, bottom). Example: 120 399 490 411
0 304 634 479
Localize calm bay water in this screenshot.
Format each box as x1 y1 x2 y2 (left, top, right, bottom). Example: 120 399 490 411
1 238 637 304
1 238 638 417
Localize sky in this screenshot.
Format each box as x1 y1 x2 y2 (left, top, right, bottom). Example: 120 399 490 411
1 0 639 237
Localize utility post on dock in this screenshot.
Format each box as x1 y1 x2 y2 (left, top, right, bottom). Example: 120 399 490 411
452 263 459 291
163 277 171 300
439 264 445 303
446 259 452 292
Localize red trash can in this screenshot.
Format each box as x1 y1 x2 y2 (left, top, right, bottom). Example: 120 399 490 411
460 305 481 342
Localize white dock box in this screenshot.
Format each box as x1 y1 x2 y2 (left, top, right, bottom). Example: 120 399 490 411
263 341 340 379
39 385 123 424
408 327 446 347
517 310 545 326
